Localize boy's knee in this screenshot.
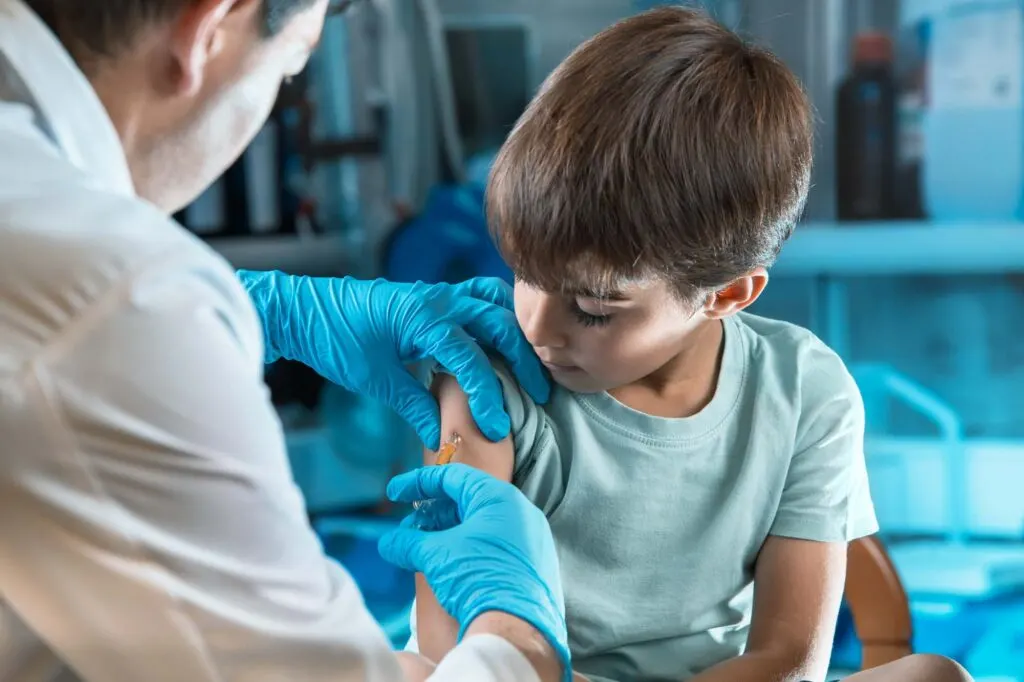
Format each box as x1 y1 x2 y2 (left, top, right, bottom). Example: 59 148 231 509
905 654 972 682
854 654 973 682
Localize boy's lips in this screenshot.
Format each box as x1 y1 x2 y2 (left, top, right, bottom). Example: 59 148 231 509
541 359 581 373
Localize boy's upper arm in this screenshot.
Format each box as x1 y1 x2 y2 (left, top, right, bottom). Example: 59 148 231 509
429 372 515 482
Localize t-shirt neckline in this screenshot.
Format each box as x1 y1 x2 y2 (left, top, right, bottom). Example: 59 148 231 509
574 316 748 444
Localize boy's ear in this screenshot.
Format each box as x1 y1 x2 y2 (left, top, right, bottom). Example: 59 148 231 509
704 268 769 319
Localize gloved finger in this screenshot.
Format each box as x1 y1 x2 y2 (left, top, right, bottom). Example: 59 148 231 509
416 322 511 442
451 277 515 311
387 464 498 516
378 526 432 573
462 307 550 406
377 366 442 450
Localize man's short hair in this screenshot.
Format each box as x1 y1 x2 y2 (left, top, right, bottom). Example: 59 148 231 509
487 6 814 302
25 0 318 70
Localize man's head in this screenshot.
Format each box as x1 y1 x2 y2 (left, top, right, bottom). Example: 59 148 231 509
27 0 331 211
487 6 813 393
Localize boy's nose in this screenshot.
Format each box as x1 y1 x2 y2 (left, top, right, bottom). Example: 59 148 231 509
527 330 567 351
521 307 568 350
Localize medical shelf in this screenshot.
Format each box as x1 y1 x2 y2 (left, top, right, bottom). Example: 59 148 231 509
210 221 1024 280
771 220 1024 360
305 135 383 161
210 233 351 275
773 221 1024 276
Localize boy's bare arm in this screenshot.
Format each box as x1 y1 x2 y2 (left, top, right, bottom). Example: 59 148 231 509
414 372 516 663
686 536 846 682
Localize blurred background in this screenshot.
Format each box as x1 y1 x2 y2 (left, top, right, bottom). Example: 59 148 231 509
183 0 1024 678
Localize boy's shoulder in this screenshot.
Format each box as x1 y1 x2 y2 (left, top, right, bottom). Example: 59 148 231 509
735 312 846 368
733 312 861 410
735 310 830 350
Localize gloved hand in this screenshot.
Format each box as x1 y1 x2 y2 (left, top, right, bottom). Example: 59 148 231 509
237 271 550 449
378 465 570 680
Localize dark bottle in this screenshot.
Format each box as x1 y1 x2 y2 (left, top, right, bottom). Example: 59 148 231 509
836 32 898 221
894 19 929 219
221 158 251 236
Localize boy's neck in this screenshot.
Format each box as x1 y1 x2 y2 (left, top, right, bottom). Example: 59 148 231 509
607 318 725 419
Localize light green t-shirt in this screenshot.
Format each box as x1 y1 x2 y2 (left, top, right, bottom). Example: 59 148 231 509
409 313 878 682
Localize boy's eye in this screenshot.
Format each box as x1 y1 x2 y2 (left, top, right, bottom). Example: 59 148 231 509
571 302 612 328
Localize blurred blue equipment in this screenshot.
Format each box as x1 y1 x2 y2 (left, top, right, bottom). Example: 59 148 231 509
849 363 1024 679
316 515 417 647
964 613 1024 680
382 183 512 286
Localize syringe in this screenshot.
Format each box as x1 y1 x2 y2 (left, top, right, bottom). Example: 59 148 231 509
412 432 462 513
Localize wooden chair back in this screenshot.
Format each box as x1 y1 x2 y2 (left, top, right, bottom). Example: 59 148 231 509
844 536 914 669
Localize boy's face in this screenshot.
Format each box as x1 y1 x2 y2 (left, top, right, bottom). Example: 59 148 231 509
513 278 708 394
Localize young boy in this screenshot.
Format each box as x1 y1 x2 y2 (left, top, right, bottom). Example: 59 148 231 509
403 7 973 682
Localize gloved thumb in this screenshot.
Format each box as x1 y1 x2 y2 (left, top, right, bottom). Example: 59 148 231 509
380 369 442 450
378 526 433 573
387 464 484 508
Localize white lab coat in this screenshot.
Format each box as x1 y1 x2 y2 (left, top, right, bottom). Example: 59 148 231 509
0 2 539 681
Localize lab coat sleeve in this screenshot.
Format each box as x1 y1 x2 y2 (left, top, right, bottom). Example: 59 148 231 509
430 636 541 681
0 241 537 682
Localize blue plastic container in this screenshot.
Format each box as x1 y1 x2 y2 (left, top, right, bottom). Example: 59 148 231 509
382 184 512 286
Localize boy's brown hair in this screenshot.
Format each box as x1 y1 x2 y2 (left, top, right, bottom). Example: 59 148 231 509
487 5 813 302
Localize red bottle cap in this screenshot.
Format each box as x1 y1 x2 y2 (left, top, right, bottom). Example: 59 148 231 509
853 31 893 65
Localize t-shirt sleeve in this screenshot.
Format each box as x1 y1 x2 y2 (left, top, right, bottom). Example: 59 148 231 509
425 358 549 481
769 347 879 543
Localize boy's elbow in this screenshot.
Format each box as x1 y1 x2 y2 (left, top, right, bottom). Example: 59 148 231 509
747 639 827 682
772 648 819 681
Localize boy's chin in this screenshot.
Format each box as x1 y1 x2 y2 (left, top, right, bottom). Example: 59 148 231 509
548 370 607 394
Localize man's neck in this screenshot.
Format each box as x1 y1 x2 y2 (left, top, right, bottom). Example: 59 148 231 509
88 61 147 165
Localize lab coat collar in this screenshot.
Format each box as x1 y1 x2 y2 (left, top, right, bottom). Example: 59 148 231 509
0 0 135 197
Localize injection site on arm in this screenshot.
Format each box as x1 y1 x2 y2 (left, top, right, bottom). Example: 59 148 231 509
413 372 517 663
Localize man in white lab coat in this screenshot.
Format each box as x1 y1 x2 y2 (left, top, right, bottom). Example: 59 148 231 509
0 1 570 681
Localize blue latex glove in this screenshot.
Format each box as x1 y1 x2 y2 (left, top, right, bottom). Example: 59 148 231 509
238 271 550 449
378 465 570 681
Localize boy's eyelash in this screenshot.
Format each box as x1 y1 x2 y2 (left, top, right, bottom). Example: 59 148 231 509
513 276 612 327
571 303 612 327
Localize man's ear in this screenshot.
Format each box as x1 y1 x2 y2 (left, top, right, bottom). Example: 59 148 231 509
166 0 260 96
704 267 769 319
